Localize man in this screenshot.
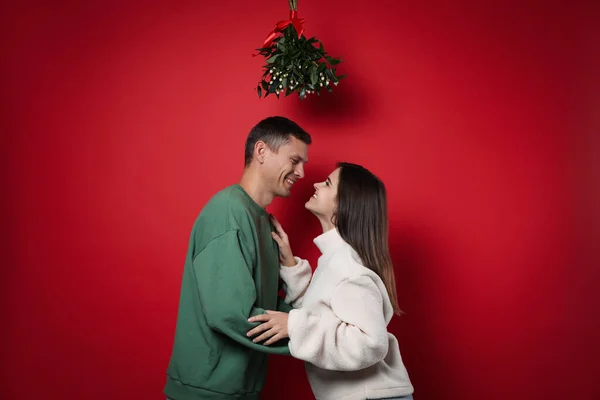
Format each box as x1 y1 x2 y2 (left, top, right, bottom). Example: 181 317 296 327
164 116 311 400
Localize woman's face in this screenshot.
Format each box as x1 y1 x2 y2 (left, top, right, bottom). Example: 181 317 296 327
305 167 340 222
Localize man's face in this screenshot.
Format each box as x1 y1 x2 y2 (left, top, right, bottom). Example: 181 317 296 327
263 136 309 198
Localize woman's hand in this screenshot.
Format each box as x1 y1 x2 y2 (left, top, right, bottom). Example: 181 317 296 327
247 311 289 345
270 215 296 266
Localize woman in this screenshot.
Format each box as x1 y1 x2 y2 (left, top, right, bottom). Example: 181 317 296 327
248 162 414 400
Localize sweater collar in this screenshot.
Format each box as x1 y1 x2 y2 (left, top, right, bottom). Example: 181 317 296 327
313 228 347 255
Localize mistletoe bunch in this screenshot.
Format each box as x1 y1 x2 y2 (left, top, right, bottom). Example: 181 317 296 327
255 0 344 99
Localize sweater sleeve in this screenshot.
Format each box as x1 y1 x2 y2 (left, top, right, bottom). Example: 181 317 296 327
279 257 312 308
194 230 291 355
287 275 389 370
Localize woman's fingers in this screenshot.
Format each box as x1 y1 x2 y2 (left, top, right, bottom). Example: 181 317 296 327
271 231 283 245
270 215 288 238
264 333 283 346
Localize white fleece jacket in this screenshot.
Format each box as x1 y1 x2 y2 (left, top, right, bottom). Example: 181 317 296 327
280 228 414 400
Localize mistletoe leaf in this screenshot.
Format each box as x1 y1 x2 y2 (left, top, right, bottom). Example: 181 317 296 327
310 69 318 85
266 54 280 64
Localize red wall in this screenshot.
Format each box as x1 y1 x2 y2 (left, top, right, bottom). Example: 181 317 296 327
2 1 599 399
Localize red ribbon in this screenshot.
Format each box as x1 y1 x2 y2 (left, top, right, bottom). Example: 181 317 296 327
261 11 305 49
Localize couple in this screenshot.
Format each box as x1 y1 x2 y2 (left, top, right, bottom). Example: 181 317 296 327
164 117 414 400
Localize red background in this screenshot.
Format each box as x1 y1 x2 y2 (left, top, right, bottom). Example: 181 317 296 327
2 1 599 399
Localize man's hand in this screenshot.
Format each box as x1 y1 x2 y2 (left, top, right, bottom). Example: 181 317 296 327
247 310 289 345
270 215 296 266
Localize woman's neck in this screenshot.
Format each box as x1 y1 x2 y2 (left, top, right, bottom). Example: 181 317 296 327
318 217 335 233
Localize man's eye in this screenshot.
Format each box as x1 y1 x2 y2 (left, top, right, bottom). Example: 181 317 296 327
291 159 299 165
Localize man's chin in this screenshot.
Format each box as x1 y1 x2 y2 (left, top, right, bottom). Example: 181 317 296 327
276 188 292 198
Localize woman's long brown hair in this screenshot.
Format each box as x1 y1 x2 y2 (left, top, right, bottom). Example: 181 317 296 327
335 162 401 315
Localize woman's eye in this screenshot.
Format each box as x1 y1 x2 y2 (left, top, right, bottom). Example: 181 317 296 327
325 181 329 186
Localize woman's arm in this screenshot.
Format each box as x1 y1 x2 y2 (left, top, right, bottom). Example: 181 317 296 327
270 215 312 307
287 275 389 370
280 257 312 308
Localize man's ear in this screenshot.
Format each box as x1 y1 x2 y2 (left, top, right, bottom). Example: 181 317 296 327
254 141 267 164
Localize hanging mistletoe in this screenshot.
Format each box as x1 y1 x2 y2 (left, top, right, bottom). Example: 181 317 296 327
255 0 345 100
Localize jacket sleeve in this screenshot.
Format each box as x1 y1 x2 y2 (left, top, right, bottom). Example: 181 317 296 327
287 275 389 370
279 257 312 308
194 229 291 355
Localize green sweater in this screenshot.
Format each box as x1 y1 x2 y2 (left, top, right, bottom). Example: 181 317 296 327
165 185 293 400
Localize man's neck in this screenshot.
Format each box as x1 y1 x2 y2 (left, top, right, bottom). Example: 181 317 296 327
239 168 274 209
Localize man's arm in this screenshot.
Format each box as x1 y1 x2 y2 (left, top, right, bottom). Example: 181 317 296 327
276 291 293 313
194 229 290 355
